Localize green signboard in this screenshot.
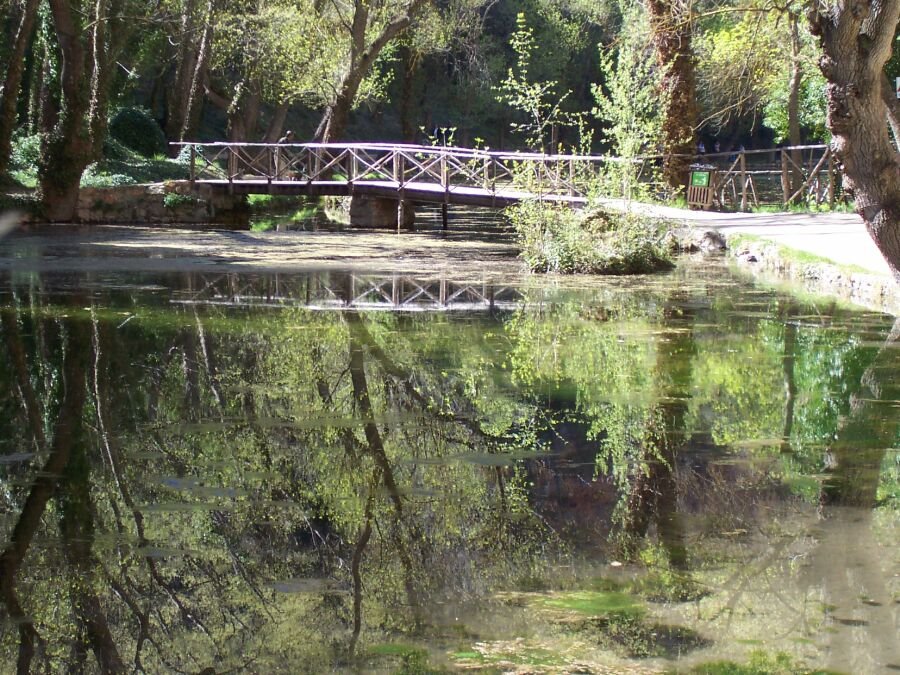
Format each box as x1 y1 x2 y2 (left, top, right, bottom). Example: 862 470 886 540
691 170 711 188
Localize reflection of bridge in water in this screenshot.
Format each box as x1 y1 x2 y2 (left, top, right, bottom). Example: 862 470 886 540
171 273 525 312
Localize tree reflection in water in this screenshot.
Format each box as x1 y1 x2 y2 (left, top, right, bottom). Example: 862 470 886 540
0 267 896 673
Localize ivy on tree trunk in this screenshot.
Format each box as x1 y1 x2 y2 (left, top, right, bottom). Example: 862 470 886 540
646 0 699 194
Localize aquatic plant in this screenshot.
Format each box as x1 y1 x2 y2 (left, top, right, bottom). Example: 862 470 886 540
508 201 674 274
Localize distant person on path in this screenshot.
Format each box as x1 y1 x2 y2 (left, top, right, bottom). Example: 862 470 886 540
275 130 295 179
697 140 706 155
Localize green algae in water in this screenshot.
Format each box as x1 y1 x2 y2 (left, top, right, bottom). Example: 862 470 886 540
680 650 846 675
537 590 645 618
451 641 568 669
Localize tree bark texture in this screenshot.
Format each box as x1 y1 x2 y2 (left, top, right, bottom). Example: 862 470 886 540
179 0 214 145
0 0 41 178
809 1 900 280
165 0 199 143
317 0 427 141
646 0 699 194
39 0 130 220
38 0 92 221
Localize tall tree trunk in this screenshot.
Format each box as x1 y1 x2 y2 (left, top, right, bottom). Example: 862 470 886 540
38 0 130 219
317 0 427 141
809 1 900 280
646 0 698 194
0 0 41 178
625 295 694 571
263 102 289 142
399 46 419 142
178 0 214 147
787 11 804 196
165 0 198 143
87 0 127 160
38 0 92 221
0 307 91 675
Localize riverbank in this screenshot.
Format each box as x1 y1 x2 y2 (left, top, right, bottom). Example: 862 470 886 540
597 199 899 316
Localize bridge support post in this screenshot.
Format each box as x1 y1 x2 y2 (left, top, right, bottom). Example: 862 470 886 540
349 195 415 229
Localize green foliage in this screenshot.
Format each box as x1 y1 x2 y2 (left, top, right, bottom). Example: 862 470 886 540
80 153 189 187
9 133 43 172
163 192 200 209
108 107 167 158
494 12 584 151
763 69 828 143
593 7 666 202
79 166 138 187
509 201 674 274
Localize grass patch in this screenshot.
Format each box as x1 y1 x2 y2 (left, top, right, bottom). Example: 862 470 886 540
751 200 855 215
677 649 843 674
0 191 40 215
508 201 674 274
8 132 189 188
727 232 871 275
81 154 190 187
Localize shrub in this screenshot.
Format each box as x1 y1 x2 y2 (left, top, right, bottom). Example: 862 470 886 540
9 133 42 172
108 107 166 158
509 201 674 275
163 192 200 209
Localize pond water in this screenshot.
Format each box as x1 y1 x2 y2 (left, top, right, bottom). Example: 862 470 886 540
0 253 898 674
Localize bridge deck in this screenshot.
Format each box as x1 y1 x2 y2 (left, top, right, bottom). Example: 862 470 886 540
200 179 587 207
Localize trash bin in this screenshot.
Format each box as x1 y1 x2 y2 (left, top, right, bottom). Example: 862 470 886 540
687 166 716 209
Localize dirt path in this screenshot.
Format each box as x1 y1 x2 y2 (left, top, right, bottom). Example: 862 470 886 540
606 200 895 277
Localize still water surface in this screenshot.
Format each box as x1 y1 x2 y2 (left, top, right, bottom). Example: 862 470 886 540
0 259 898 674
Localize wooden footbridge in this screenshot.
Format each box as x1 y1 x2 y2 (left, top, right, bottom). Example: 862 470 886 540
177 142 601 209
175 141 841 217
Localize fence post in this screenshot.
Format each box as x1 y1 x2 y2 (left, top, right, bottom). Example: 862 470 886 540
780 149 790 206
569 156 576 196
739 151 747 212
828 147 836 209
393 151 404 187
441 150 449 230
189 145 196 184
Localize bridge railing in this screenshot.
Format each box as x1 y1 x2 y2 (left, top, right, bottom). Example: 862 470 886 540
174 142 841 210
174 142 609 201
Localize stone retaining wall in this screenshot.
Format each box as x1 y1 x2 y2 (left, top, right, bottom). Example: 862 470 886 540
75 182 248 225
726 236 899 316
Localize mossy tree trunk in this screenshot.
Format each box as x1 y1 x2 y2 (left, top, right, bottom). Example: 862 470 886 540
809 1 900 280
38 0 92 222
0 0 41 179
646 0 698 195
38 0 131 221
